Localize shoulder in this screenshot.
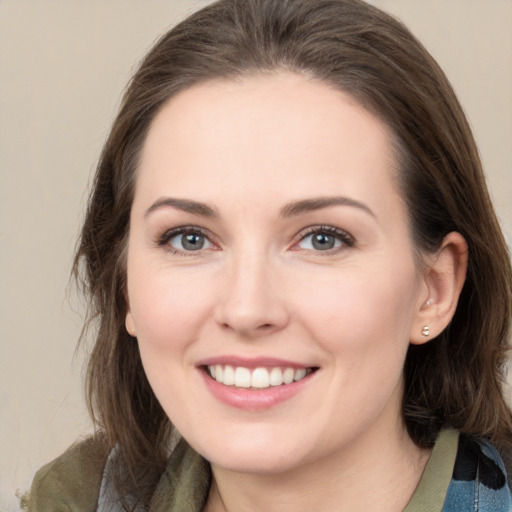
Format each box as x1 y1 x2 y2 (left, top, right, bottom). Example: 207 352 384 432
28 434 110 512
443 433 512 512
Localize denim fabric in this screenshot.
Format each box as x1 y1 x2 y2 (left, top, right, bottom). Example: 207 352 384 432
442 434 511 512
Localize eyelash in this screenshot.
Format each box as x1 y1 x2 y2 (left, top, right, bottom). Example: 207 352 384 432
156 224 355 255
293 225 355 253
157 226 214 255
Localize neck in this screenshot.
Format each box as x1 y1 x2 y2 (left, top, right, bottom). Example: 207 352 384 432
204 422 431 512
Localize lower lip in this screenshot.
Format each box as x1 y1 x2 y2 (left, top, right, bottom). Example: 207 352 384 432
199 369 314 410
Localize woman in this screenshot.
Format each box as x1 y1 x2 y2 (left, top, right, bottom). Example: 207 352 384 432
28 0 512 510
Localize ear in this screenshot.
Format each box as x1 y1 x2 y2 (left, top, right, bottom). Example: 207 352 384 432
124 277 137 337
410 232 468 345
125 306 137 337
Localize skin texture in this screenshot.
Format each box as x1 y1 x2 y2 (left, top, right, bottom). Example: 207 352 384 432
125 72 467 512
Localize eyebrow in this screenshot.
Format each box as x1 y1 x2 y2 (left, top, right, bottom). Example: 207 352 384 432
280 196 375 218
144 195 375 220
145 197 218 218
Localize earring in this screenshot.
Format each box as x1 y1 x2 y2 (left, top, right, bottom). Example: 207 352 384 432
425 298 433 307
421 325 430 337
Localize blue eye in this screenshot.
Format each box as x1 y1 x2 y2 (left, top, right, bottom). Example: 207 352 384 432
296 227 353 252
161 229 213 252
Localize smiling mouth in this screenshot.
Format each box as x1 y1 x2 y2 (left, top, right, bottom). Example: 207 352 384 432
205 365 317 389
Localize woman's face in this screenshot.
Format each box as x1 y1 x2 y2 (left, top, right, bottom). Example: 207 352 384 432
125 72 429 474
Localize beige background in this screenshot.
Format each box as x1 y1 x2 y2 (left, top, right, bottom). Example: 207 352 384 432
1 1 511 510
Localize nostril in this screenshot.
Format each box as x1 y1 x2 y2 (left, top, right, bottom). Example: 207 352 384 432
220 322 274 331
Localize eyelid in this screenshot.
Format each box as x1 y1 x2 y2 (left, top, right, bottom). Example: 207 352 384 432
155 224 354 255
156 225 217 254
292 225 355 251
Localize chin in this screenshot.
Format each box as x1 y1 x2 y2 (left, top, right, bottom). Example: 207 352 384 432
207 448 305 475
188 428 310 475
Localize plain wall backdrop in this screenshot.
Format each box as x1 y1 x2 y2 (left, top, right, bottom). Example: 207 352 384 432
1 1 511 510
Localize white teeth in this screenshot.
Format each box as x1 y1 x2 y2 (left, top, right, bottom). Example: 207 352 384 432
223 365 235 385
207 365 311 389
294 368 307 381
251 368 270 388
234 367 251 388
269 367 283 386
283 367 294 384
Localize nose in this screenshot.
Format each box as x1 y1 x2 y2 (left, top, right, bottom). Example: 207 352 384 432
214 250 290 338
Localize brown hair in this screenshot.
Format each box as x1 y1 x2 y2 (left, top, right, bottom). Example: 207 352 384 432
74 0 512 504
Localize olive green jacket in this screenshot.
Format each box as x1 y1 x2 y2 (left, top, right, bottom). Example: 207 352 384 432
29 430 460 511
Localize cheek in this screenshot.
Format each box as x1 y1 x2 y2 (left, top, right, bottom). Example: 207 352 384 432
127 267 215 355
127 269 216 421
292 262 419 358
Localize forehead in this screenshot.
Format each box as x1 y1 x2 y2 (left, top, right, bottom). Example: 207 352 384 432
136 72 402 220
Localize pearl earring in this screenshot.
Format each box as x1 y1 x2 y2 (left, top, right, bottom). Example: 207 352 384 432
421 325 430 337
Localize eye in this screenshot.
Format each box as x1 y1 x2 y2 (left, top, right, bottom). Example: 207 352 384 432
295 226 354 252
171 232 211 251
159 227 214 253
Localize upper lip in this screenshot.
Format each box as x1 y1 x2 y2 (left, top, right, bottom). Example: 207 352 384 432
196 356 315 369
